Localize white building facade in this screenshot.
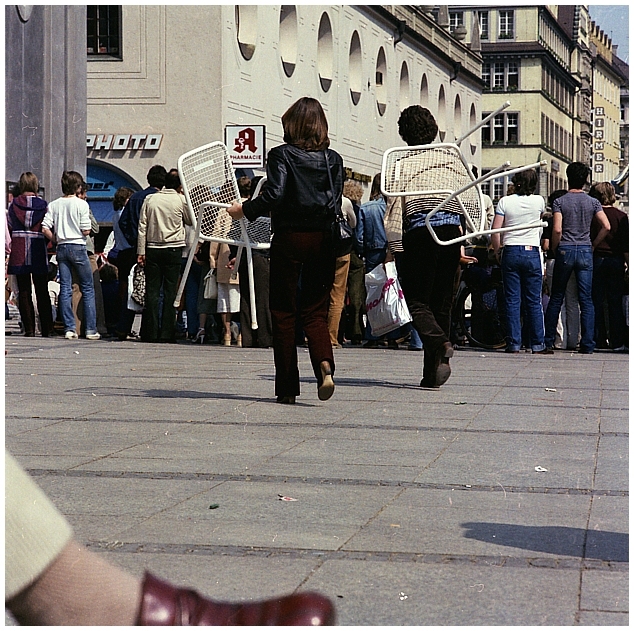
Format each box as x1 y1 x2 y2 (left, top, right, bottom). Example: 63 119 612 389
86 5 483 217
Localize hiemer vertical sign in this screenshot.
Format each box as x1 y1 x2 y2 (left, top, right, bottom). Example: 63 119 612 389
225 125 266 169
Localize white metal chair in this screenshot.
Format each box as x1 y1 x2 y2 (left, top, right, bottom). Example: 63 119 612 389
381 101 547 246
173 142 270 330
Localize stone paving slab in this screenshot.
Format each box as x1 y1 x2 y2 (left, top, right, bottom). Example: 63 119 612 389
413 432 599 489
580 570 628 613
307 560 580 625
341 488 591 558
4 334 628 625
110 481 402 551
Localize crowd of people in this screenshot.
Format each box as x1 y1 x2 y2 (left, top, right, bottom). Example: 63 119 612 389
5 99 629 400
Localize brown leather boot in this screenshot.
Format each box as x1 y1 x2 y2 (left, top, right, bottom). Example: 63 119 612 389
434 341 453 387
136 572 335 626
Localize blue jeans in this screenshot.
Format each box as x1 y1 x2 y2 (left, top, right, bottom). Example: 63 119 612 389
544 245 595 352
57 243 97 334
501 245 545 352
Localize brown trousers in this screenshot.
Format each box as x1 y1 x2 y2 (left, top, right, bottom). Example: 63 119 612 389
269 231 336 398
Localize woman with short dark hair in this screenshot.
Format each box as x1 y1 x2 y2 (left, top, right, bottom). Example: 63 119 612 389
491 169 548 353
227 97 343 404
7 172 53 336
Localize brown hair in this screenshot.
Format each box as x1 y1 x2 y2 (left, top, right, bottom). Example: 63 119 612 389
589 181 616 206
18 172 39 195
282 97 330 151
61 171 84 196
511 169 538 196
369 173 383 201
113 186 134 211
343 180 363 203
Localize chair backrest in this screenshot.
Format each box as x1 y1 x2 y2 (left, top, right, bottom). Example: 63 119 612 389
381 143 485 234
177 142 270 248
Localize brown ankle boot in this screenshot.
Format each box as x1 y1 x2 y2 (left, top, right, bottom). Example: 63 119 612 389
136 572 335 625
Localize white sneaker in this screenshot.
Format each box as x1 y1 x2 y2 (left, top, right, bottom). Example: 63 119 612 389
86 332 101 340
64 331 78 340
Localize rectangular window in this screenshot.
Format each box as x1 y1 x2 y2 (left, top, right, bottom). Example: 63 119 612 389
493 114 505 143
449 11 464 31
481 170 491 198
482 63 491 89
493 178 505 200
506 113 518 144
478 11 489 39
507 62 519 89
499 10 514 39
493 63 505 89
483 113 519 145
87 6 121 58
482 113 491 144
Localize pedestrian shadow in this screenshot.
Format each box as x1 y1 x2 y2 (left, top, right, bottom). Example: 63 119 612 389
461 522 628 562
142 389 320 407
261 375 422 390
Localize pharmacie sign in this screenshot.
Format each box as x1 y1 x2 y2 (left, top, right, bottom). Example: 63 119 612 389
225 125 265 169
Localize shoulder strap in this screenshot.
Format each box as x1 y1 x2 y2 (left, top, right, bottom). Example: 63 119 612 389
324 150 342 219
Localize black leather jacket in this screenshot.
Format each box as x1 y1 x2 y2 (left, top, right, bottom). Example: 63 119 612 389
242 144 344 233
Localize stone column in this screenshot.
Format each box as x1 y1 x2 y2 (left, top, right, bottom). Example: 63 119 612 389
5 5 86 200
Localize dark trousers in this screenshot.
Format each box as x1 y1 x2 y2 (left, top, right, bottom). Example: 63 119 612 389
16 272 52 336
346 252 365 341
592 255 627 349
141 247 182 342
269 231 336 397
114 248 138 337
239 252 273 348
400 225 461 381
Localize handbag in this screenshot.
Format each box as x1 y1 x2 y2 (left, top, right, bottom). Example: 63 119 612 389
127 264 144 312
324 151 353 257
203 268 218 299
364 261 412 336
130 263 146 307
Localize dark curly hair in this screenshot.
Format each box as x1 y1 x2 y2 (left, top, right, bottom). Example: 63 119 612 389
397 106 438 146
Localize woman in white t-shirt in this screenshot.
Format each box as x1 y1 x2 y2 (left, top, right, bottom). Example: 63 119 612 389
491 169 547 354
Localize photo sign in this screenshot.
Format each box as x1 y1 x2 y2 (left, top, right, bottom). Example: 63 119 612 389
225 125 266 169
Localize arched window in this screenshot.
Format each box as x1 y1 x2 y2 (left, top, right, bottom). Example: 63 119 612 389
437 85 447 141
399 61 410 109
235 6 257 61
349 31 362 105
279 6 298 77
420 73 429 107
317 12 333 92
376 47 387 116
469 103 478 155
454 94 462 141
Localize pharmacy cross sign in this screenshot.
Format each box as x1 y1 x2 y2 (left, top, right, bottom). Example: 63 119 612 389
225 125 266 169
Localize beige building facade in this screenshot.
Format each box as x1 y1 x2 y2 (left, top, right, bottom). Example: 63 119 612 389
589 21 625 184
449 5 579 201
86 5 482 216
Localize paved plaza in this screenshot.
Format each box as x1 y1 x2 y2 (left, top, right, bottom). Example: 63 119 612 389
5 327 628 625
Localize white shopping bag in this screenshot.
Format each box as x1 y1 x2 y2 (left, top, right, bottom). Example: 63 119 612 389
364 261 412 336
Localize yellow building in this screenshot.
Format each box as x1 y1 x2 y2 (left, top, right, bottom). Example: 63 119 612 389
589 21 626 184
450 5 578 201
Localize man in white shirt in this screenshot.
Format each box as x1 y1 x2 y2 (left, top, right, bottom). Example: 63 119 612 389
42 171 100 340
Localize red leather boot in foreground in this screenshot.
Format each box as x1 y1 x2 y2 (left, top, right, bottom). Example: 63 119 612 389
136 572 336 626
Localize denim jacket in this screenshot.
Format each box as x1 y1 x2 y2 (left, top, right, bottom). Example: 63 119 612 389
355 197 387 255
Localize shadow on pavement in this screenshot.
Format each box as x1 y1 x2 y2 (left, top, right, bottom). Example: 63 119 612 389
461 522 628 561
